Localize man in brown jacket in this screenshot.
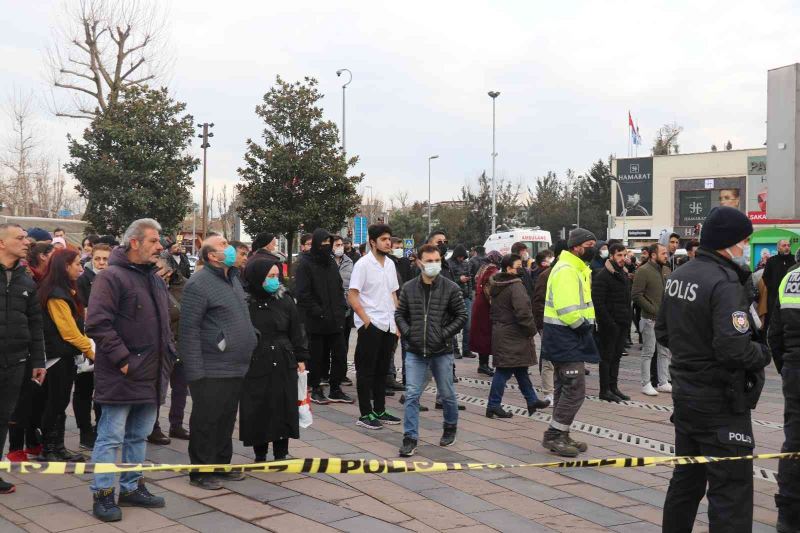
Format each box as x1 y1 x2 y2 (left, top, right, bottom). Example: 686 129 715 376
631 243 671 396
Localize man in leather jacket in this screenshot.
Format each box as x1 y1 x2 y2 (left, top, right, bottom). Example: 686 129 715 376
395 244 466 457
656 207 771 532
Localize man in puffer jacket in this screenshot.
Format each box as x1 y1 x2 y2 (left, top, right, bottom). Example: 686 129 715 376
395 244 466 458
448 244 474 359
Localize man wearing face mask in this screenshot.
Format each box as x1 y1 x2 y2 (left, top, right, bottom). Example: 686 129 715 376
510 242 536 304
656 206 770 532
294 229 352 405
541 228 600 457
179 235 258 491
395 244 466 457
589 241 609 272
763 238 796 337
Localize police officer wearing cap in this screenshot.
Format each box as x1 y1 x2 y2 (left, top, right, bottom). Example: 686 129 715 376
769 253 800 532
656 206 771 532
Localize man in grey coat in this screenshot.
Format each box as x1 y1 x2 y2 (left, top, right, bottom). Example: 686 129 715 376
180 235 258 491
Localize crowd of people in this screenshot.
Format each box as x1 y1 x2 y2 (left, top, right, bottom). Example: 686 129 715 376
0 210 799 532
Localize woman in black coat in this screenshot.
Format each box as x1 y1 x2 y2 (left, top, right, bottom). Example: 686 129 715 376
240 258 309 462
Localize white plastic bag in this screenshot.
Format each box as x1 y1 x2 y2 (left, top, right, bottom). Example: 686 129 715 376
297 370 313 428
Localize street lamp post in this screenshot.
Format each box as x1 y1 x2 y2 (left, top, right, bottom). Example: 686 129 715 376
196 122 214 240
488 91 500 234
428 155 439 234
610 176 628 246
336 69 352 154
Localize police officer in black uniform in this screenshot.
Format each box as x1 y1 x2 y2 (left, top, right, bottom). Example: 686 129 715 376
769 259 800 532
656 206 771 532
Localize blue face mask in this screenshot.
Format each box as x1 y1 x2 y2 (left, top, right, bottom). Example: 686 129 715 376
222 245 237 267
263 277 280 293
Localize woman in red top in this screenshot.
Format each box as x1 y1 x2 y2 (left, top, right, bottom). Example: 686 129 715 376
469 251 503 376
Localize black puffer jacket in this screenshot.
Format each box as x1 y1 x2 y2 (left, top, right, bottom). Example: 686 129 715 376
395 274 467 357
293 229 346 335
768 264 800 366
0 261 45 369
592 259 632 334
448 245 473 301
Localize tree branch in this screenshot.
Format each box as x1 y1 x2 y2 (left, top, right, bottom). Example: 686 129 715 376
59 68 96 82
120 57 145 80
54 81 98 99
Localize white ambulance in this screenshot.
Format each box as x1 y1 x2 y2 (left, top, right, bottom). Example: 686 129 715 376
483 227 553 256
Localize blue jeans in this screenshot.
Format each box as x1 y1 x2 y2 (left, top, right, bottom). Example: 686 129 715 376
403 353 457 440
488 367 539 407
461 297 472 354
90 403 157 493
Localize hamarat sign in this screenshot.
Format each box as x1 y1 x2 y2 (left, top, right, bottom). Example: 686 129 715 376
615 158 653 217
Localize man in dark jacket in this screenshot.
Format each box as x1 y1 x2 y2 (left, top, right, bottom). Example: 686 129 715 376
510 242 535 302
163 240 191 280
247 232 284 281
656 207 770 532
448 244 476 359
179 234 258 491
396 244 466 457
294 229 353 405
0 224 46 495
468 245 489 285
591 242 632 403
763 239 796 335
86 219 172 521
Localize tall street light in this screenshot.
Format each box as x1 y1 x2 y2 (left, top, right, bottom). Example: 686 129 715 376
196 122 214 240
336 69 352 154
488 91 500 234
609 175 627 246
428 155 439 234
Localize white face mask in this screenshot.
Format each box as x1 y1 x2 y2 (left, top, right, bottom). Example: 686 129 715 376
422 262 442 278
392 248 404 259
600 249 609 259
333 247 344 257
726 242 749 268
520 251 529 261
546 256 554 266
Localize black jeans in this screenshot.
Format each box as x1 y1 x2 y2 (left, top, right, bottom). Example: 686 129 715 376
188 378 242 480
354 324 395 417
309 332 346 389
253 439 289 460
599 326 626 392
73 372 101 432
0 364 26 460
777 362 800 518
153 362 189 431
663 400 754 532
41 357 76 433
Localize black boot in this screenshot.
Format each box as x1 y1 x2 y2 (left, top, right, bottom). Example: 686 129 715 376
610 385 630 401
56 417 85 462
485 405 513 419
777 507 800 533
599 390 622 403
527 399 550 415
477 364 495 376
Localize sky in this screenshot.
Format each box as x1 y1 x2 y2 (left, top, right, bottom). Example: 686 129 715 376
2 0 799 214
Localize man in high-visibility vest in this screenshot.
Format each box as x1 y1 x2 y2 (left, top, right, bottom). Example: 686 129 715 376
769 262 800 532
541 228 600 457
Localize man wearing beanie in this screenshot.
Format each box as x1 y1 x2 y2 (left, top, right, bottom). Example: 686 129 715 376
541 228 600 457
655 206 770 532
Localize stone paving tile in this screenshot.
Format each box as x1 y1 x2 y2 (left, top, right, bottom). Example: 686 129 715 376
343 479 427 504
491 476 571 501
557 482 643 508
329 514 413 533
616 504 662 525
609 522 662 532
254 512 339 532
111 507 179 533
419 486 499 513
280 477 361 502
0 484 59 510
441 526 499 533
338 494 412 523
467 509 556 532
151 491 212 520
220 476 297 502
545 497 640 527
20 522 50 533
17 502 100 532
64 525 131 533
479 491 566 520
309 438 364 455
152 477 230 500
427 472 507 496
558 468 643 492
0 504 28 525
393 499 479 529
0 515 25 533
201 493 283 520
269 494 358 522
52 485 94 512
618 487 673 509
178 510 266 532
22 473 86 492
395 519 440 533
413 445 473 463
386 473 448 492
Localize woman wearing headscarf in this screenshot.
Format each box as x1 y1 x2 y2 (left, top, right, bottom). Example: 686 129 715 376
240 259 309 462
469 250 503 376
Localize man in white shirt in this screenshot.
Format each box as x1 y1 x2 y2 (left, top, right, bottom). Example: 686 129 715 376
348 224 401 430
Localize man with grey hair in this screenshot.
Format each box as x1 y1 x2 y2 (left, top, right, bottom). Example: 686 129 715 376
86 218 173 522
180 234 257 491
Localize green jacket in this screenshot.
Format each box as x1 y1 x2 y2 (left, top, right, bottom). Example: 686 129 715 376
632 260 666 320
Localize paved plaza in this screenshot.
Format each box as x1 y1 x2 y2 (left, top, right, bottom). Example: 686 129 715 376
0 338 784 532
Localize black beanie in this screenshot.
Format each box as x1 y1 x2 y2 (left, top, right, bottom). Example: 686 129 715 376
252 232 275 250
567 228 596 248
699 207 753 250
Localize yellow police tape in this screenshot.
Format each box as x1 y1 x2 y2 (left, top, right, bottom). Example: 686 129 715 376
1 452 799 476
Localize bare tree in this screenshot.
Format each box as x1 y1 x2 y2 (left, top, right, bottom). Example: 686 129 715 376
47 0 170 119
652 123 683 155
390 190 410 211
212 185 236 240
1 92 37 215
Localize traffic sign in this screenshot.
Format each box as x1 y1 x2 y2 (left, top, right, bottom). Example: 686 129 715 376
353 216 368 245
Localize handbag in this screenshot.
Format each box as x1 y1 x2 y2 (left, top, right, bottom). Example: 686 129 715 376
297 370 313 428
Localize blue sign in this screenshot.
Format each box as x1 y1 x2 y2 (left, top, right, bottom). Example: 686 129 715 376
57 209 73 217
353 216 368 245
403 238 414 259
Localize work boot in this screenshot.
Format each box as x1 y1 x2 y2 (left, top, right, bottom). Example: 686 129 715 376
440 424 457 447
542 431 580 458
190 475 223 491
485 405 513 419
599 389 622 403
119 479 165 508
386 378 405 391
169 426 190 440
527 398 550 415
147 425 171 445
610 385 630 401
93 488 122 522
399 436 418 457
565 432 588 453
39 428 85 462
477 364 495 376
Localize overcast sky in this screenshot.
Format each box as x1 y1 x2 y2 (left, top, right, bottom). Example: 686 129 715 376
2 0 799 213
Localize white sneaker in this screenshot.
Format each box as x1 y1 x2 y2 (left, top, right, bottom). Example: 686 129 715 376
656 383 673 393
641 383 659 396
544 395 554 406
